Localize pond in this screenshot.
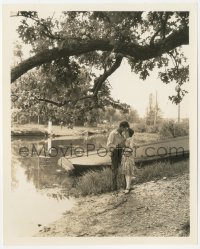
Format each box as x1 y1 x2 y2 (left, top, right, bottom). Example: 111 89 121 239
11 134 107 236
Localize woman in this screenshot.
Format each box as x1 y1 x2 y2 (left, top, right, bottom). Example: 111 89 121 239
121 128 136 194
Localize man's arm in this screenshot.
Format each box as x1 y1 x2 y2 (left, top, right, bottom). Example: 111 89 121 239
107 131 115 149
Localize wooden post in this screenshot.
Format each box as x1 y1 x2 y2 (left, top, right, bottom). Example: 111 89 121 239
48 120 52 135
47 137 52 153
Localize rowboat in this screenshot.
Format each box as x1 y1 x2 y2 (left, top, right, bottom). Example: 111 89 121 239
58 136 189 173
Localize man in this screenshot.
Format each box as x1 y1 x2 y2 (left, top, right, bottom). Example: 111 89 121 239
107 121 130 191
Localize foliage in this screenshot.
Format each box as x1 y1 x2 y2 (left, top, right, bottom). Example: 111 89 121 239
97 106 139 124
135 159 189 184
134 117 189 137
145 92 163 126
17 114 29 124
11 11 189 120
68 159 189 197
125 108 140 123
145 108 162 126
11 57 127 124
134 121 148 133
74 168 125 196
159 120 189 138
133 132 160 144
134 122 160 134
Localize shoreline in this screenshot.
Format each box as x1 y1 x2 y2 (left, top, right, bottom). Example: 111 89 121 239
35 173 189 237
11 123 108 138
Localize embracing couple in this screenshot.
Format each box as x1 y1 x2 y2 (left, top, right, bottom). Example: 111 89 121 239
107 121 136 194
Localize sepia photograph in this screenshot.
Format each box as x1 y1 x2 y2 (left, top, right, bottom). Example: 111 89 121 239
2 1 198 246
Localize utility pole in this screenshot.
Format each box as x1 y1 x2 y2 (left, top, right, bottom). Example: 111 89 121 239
178 103 180 123
175 85 181 123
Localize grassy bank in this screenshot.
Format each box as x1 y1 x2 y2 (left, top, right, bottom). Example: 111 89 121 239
134 159 189 183
11 123 107 137
11 123 160 143
65 159 189 197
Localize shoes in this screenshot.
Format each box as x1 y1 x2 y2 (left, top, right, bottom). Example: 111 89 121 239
124 189 130 194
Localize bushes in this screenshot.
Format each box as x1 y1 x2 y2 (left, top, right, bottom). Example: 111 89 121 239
134 119 189 138
75 168 112 196
134 122 148 133
18 114 29 124
134 122 160 134
67 159 189 197
74 168 125 196
134 132 159 144
159 121 189 138
147 125 159 133
135 160 189 184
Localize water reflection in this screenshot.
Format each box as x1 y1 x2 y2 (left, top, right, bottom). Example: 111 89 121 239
10 162 74 237
11 135 107 236
12 135 107 190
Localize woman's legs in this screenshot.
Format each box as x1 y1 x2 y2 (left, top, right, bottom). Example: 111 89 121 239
125 175 131 190
124 164 135 193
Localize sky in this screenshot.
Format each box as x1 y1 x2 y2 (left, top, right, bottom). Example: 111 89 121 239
109 58 189 119
10 10 190 119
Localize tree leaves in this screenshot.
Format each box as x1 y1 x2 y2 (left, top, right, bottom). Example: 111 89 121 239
12 10 190 113
128 58 156 80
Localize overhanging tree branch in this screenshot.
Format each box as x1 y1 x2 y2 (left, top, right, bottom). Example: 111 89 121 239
150 12 170 46
33 55 123 108
34 95 94 107
150 27 163 46
160 12 170 39
34 96 66 107
105 97 129 111
167 50 179 72
11 26 189 83
92 54 123 95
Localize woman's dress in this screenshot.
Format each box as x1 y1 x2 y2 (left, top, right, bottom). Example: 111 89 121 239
121 137 135 176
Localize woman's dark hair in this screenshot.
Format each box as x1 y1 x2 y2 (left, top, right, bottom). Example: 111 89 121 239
128 128 134 137
119 121 129 128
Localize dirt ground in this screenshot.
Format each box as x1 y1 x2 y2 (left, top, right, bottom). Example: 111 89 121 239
36 173 189 237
